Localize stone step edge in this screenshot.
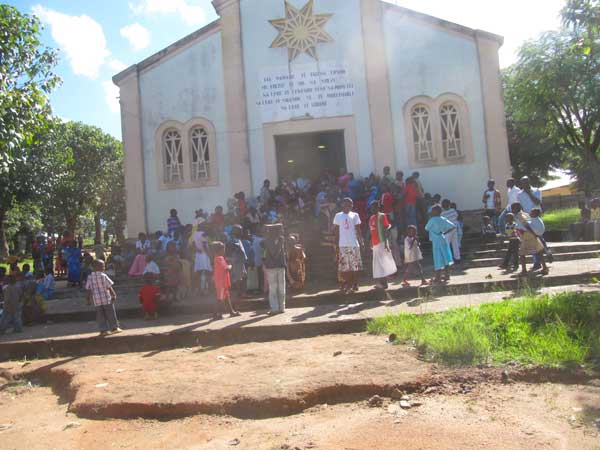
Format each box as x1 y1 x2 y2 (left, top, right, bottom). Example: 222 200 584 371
3 278 599 361
40 271 600 325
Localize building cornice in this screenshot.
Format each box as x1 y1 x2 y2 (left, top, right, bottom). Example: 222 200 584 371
212 0 239 14
382 2 504 46
112 19 221 85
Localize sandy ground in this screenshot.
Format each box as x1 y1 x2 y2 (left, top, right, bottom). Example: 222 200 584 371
0 334 599 450
0 378 598 450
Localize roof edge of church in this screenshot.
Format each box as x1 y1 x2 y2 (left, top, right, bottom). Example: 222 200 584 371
381 2 504 46
112 19 221 85
113 2 504 85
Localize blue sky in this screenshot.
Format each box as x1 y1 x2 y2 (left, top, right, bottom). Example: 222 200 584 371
8 0 564 143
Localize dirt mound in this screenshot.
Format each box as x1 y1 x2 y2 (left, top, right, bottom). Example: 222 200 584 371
2 334 432 419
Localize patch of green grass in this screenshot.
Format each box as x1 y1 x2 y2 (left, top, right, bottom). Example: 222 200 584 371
0 258 34 272
542 207 580 231
368 291 600 367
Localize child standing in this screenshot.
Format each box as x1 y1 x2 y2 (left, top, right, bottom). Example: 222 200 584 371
286 234 306 291
500 213 520 271
481 216 497 241
512 203 546 276
85 259 122 337
0 275 23 335
162 241 182 305
139 273 161 320
528 208 549 275
402 225 428 287
425 205 456 284
441 199 461 263
263 224 287 315
210 241 240 320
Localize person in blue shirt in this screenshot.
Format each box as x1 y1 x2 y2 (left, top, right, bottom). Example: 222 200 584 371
425 205 456 284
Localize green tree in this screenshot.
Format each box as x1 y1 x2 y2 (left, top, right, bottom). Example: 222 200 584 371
503 69 563 186
99 157 126 243
44 121 123 239
506 1 600 194
0 5 60 256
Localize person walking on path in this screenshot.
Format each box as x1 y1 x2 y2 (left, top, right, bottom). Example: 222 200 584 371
482 180 502 231
263 224 287 315
85 259 122 337
369 201 397 290
334 198 364 294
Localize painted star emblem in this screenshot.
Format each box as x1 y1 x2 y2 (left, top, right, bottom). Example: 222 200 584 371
269 0 334 61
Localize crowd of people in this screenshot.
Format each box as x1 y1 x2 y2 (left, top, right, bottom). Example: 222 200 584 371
6 165 595 337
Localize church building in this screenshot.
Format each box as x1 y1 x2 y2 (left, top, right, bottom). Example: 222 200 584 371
113 0 512 236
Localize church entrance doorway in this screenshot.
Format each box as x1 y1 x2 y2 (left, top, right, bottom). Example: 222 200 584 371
274 130 346 183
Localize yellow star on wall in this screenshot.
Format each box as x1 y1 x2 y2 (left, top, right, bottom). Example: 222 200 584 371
269 0 334 61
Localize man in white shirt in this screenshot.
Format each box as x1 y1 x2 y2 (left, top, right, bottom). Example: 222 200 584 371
333 198 363 294
517 176 542 214
498 178 522 233
482 180 502 231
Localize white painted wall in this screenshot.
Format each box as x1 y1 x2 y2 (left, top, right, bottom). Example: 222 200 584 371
240 0 375 193
139 32 231 231
383 10 491 210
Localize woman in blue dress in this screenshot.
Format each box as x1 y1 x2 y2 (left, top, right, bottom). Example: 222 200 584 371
64 240 82 287
425 205 456 284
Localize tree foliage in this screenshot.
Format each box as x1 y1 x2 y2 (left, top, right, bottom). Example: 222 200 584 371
505 0 600 194
0 5 60 256
42 121 124 236
0 4 60 173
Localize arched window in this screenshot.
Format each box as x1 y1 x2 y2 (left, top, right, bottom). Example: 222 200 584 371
411 105 434 161
190 126 211 181
163 129 183 184
440 103 463 159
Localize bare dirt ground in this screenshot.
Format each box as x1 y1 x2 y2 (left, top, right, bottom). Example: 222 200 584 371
1 334 599 450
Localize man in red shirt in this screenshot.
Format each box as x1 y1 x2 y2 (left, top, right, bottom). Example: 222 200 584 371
381 184 394 216
403 177 419 227
368 201 398 290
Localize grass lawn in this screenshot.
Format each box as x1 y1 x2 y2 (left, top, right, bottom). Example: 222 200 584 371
543 207 580 231
368 291 600 367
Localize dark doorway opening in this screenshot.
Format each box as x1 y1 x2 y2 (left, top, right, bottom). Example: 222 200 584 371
275 130 346 183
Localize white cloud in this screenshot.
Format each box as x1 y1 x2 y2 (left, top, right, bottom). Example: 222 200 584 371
108 59 128 73
129 0 207 26
120 23 151 51
102 81 120 114
32 5 110 79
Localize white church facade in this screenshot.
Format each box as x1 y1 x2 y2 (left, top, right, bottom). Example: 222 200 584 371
113 0 512 236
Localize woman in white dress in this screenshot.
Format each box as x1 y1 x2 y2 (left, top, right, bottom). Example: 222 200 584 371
192 224 212 294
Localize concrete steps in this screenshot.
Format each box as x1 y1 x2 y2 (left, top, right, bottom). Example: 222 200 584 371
2 282 598 361
1 239 597 361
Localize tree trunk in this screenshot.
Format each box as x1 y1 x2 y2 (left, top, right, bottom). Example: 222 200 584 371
116 223 125 243
0 209 9 258
94 213 102 245
65 214 77 238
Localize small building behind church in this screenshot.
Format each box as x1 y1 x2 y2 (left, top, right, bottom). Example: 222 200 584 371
113 0 512 236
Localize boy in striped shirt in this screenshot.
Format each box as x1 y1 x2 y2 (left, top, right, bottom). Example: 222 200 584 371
86 260 122 337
